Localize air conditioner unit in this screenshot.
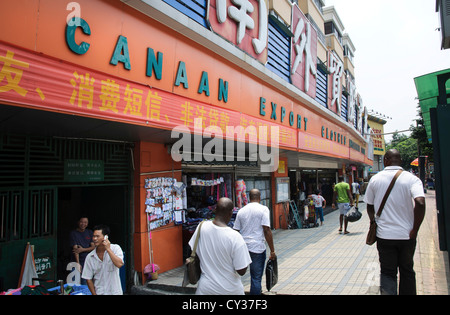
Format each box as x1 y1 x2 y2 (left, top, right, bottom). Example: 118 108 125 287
437 0 450 49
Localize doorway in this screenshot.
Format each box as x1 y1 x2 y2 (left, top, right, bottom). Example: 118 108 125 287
56 185 130 285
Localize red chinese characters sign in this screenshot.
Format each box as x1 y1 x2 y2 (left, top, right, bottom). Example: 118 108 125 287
0 41 297 149
290 5 318 99
209 0 268 63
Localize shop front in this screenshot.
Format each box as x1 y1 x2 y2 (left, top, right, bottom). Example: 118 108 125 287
0 132 133 292
0 0 372 292
296 168 337 206
181 164 245 260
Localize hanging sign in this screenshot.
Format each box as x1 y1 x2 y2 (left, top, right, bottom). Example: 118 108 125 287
290 4 318 99
64 159 104 182
208 0 268 63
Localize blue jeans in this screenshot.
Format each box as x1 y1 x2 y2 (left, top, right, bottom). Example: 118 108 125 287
249 250 266 295
315 207 324 223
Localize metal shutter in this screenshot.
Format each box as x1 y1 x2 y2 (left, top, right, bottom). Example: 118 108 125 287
316 66 328 107
162 0 208 28
267 19 291 83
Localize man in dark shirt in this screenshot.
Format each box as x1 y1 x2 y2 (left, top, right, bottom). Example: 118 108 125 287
69 216 95 275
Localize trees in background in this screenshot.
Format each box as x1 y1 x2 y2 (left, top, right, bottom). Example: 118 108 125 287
386 105 433 170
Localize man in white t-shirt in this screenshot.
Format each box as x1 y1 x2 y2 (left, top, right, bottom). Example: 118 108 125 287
188 197 251 295
233 189 276 295
364 149 426 295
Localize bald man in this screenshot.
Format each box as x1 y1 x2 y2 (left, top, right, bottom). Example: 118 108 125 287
364 149 426 295
188 197 251 295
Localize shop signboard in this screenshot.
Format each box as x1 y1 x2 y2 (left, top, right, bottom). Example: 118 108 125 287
368 120 386 154
208 0 268 63
299 131 349 159
290 4 318 99
0 1 370 165
328 50 344 114
34 255 52 278
0 42 297 150
275 177 290 203
64 159 104 182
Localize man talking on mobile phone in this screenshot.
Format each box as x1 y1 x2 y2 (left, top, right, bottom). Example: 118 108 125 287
82 224 124 295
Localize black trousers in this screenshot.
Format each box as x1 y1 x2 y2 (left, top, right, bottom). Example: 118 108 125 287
376 238 417 295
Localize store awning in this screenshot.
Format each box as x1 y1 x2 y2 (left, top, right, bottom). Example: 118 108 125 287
414 68 450 143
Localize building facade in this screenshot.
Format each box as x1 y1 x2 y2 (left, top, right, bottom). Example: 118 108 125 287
367 114 387 174
0 0 372 291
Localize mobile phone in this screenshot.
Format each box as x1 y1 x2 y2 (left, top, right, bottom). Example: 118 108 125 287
105 235 109 240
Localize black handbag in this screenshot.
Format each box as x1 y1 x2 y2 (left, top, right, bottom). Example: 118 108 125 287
265 257 278 292
182 221 204 286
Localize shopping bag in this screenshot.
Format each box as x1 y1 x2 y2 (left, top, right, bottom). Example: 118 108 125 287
182 254 201 286
265 257 278 292
182 221 204 287
345 206 362 222
366 221 377 245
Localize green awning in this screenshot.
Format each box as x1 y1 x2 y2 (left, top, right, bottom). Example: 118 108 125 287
414 68 450 143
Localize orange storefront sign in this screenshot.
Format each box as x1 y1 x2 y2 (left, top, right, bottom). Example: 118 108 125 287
0 0 368 162
298 132 349 159
0 41 298 149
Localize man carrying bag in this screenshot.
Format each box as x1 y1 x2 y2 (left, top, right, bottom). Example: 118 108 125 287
185 198 251 295
234 189 276 295
364 149 426 295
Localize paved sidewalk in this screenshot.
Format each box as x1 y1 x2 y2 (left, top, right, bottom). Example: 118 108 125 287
246 202 381 295
414 191 450 295
139 190 449 295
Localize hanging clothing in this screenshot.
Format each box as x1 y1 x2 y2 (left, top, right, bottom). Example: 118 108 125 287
235 179 248 208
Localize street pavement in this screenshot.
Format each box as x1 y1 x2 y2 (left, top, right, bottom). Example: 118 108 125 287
138 190 449 295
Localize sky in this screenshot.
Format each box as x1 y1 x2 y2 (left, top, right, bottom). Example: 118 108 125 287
323 0 450 141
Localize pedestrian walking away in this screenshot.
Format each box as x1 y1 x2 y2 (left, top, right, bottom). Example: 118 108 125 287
364 149 426 295
332 176 354 234
82 224 124 295
352 181 360 208
234 189 276 295
188 197 252 295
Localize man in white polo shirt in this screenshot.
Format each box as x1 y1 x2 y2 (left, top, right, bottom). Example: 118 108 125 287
364 149 426 295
